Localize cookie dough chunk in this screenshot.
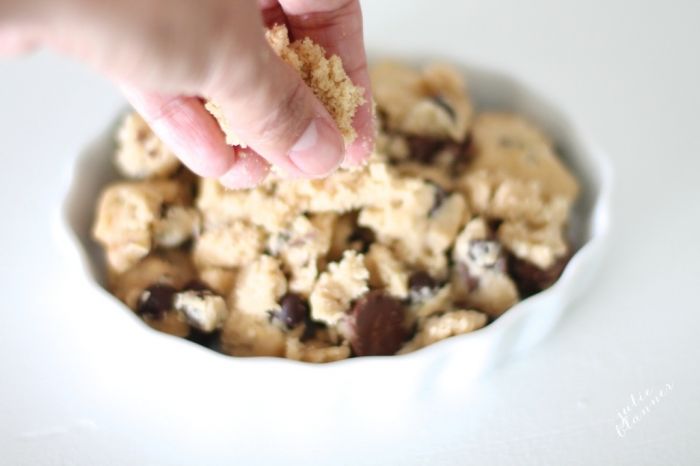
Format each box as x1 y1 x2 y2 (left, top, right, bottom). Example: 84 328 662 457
193 220 265 269
452 218 519 317
109 250 196 310
153 206 200 248
109 251 199 337
197 178 296 233
364 243 409 299
220 311 286 357
93 180 196 272
309 250 369 326
230 255 287 318
197 268 236 296
173 289 228 332
267 214 335 296
115 112 180 179
371 61 473 142
498 220 568 270
359 180 467 278
400 310 487 353
285 338 351 363
469 113 579 200
461 170 571 227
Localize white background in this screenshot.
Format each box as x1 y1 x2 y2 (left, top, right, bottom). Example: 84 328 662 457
1 0 699 464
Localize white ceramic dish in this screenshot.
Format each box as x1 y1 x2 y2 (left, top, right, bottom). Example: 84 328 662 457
57 62 612 385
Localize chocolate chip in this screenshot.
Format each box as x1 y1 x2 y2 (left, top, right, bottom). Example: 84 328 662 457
348 227 375 253
430 95 456 121
406 136 447 163
279 293 309 328
508 254 570 297
137 284 176 320
187 329 221 350
408 271 439 302
300 319 320 342
350 291 407 356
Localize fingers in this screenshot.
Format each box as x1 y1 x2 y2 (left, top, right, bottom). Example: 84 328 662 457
121 87 235 177
279 0 374 166
121 86 269 188
206 34 345 178
258 1 287 28
219 148 271 189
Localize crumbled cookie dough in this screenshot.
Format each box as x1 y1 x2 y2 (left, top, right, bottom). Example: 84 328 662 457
94 59 581 361
309 250 369 326
468 113 579 200
220 311 286 357
267 213 335 296
193 220 265 269
153 206 200 248
114 112 181 179
285 338 351 363
371 61 473 142
231 255 287 318
365 243 409 299
452 218 519 317
400 310 488 353
207 24 364 148
109 250 195 310
197 267 236 296
93 180 194 273
173 289 228 333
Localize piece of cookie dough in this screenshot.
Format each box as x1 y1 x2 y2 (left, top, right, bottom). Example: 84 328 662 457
93 59 581 362
114 112 181 179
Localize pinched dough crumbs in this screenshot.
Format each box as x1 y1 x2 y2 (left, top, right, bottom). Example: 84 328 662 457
206 24 364 149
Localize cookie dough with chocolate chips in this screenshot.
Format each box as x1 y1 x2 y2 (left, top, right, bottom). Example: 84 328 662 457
93 58 580 362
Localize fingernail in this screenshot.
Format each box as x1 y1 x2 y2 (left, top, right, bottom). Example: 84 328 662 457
288 118 344 176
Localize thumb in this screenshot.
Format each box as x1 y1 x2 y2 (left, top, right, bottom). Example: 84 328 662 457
204 34 345 178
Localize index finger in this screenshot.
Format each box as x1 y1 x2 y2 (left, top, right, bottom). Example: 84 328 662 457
279 0 374 166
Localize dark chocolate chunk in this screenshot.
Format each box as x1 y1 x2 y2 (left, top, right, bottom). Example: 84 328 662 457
409 271 438 293
300 319 320 342
406 136 447 163
279 293 309 328
508 254 570 297
137 284 176 320
187 329 221 350
350 291 407 356
408 271 440 302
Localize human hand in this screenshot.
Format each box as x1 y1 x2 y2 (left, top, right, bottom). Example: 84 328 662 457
0 0 373 188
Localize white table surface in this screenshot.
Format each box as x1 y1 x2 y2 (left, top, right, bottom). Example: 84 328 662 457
1 0 699 464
